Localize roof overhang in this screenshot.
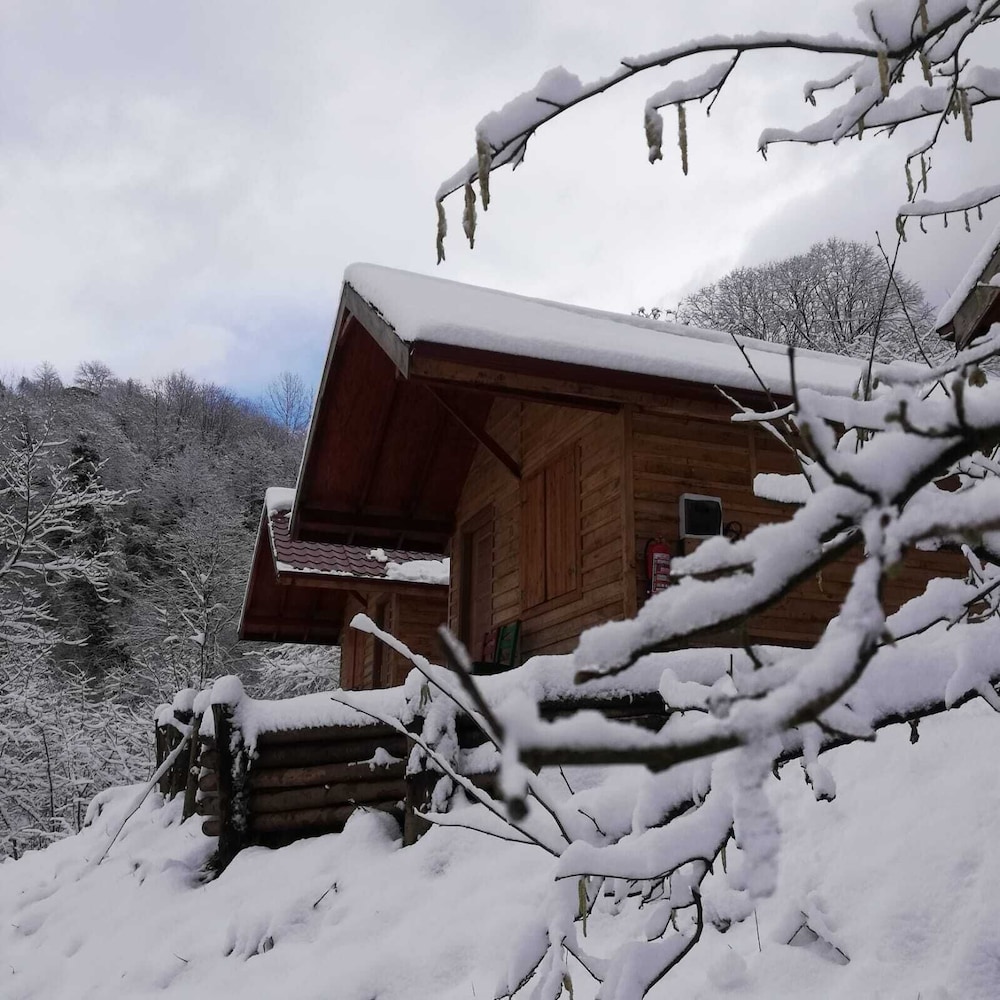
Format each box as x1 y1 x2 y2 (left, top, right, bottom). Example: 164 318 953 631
239 510 447 645
290 277 787 549
937 232 1000 349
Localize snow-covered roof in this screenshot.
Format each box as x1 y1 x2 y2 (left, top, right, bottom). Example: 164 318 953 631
936 218 1000 333
265 493 448 586
344 263 920 398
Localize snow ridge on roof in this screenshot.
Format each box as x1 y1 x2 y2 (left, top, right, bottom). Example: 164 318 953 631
344 262 921 398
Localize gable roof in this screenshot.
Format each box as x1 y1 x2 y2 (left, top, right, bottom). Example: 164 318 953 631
936 220 1000 348
343 263 901 398
291 263 922 549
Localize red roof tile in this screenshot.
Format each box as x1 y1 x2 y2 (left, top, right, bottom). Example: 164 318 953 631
267 510 443 581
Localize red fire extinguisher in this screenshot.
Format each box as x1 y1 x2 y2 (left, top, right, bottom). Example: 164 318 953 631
645 537 672 596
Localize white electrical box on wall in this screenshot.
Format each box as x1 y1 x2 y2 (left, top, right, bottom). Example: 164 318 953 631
679 494 723 539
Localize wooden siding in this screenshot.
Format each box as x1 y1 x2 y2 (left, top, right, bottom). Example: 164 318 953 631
341 590 448 690
450 398 627 658
629 401 963 646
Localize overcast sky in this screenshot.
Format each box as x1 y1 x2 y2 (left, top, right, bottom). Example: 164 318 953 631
3 0 998 398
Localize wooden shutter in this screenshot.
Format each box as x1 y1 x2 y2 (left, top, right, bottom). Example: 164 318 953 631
520 470 547 608
544 447 579 599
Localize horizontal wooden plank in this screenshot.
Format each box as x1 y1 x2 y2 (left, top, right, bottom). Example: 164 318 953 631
250 778 407 815
248 802 400 834
254 736 408 769
255 722 401 747
202 817 222 838
250 760 406 790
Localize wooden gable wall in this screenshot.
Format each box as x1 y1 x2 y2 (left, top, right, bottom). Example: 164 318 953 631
446 388 964 663
448 397 628 659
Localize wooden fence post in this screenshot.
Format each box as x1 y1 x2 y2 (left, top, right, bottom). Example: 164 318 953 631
169 707 193 798
213 701 251 868
181 711 202 821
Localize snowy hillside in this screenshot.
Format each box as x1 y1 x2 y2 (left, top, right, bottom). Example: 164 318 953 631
3 701 999 1000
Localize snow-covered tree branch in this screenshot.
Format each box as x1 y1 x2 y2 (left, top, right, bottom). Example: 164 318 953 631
437 0 1000 259
0 414 128 648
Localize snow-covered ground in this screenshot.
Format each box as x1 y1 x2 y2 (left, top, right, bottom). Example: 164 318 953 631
3 702 999 1000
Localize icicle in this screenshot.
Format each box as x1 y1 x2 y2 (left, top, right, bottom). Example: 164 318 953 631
960 89 973 142
435 198 447 264
918 0 929 32
677 103 688 175
877 51 890 98
944 213 949 228
476 136 491 211
979 205 984 221
644 106 664 163
919 216 927 233
462 182 476 249
965 210 971 232
920 52 933 86
905 160 914 199
857 115 865 140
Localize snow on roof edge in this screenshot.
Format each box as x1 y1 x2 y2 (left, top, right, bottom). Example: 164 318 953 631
343 262 924 399
936 217 1000 330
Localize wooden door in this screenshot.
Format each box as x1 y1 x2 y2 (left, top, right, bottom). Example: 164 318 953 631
460 507 493 659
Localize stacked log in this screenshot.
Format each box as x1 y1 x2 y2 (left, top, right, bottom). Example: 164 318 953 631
195 733 221 838
185 687 669 861
194 722 410 850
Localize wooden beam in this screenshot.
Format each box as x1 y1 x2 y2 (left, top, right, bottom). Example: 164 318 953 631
426 385 521 480
274 572 447 598
342 284 410 376
296 509 453 538
413 372 621 414
409 346 780 414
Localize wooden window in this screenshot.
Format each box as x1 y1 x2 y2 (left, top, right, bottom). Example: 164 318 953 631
520 446 580 609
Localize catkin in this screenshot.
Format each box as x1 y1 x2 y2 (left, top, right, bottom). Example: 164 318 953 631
462 182 476 249
476 137 492 210
677 103 688 175
644 107 663 163
435 199 447 264
877 51 890 97
960 89 973 141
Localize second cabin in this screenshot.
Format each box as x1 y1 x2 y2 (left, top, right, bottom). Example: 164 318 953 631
245 263 960 686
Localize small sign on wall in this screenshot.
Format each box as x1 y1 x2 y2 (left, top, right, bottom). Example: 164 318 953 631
679 494 723 539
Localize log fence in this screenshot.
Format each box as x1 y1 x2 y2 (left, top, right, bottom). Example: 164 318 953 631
153 686 668 870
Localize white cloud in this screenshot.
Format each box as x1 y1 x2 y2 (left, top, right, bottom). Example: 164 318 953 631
2 0 997 391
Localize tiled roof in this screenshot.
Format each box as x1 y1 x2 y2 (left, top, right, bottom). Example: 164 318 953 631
267 510 442 581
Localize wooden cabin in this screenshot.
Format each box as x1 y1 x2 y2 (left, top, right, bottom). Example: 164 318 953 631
253 263 958 674
239 488 448 689
937 225 1000 349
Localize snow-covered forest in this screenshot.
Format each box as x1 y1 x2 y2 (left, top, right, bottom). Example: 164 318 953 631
0 365 337 858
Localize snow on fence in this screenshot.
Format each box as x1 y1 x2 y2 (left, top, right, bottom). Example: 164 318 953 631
152 669 671 870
